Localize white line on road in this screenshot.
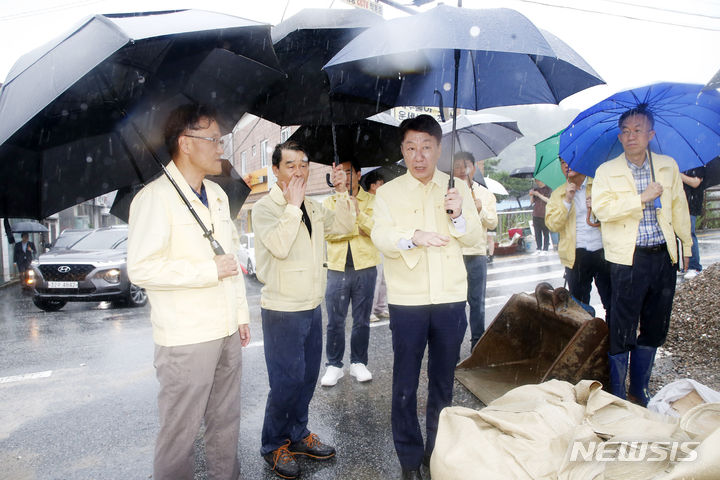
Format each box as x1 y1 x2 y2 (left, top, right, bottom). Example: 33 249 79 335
487 270 565 288
0 370 52 384
488 260 559 275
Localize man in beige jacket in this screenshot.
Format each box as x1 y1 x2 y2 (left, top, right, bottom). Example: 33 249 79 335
592 107 691 406
452 151 497 349
545 159 610 318
372 115 482 480
252 140 354 479
128 104 250 480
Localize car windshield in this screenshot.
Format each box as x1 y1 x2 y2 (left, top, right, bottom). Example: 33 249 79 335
71 229 127 251
54 231 90 248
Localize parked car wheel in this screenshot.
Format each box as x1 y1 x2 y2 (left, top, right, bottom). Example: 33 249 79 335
127 284 147 307
33 297 67 312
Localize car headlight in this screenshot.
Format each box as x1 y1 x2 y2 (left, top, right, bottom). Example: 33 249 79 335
101 268 121 284
25 269 35 285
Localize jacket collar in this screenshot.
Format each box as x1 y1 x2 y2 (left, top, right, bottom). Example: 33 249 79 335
401 168 448 190
165 160 223 210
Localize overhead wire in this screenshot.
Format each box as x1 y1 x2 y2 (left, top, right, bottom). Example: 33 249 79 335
506 0 720 31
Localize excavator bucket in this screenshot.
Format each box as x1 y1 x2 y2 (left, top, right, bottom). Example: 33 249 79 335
455 283 609 405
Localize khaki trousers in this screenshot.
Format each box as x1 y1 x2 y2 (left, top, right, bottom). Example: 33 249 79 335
153 332 242 480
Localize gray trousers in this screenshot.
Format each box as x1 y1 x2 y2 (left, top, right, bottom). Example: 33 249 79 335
153 332 243 480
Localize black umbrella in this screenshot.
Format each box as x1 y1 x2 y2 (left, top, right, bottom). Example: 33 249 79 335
10 221 49 233
289 117 402 168
0 10 282 253
250 8 385 126
324 5 605 190
510 166 536 179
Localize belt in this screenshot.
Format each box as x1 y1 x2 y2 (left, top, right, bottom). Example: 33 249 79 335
635 243 666 254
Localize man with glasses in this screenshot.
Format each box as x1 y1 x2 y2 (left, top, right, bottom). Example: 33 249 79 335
592 107 691 406
128 104 251 480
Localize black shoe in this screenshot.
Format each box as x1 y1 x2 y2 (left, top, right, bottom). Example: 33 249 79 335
422 452 431 467
401 468 425 480
289 433 336 460
263 441 300 479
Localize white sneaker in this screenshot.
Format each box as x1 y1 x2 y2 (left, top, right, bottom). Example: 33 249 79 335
320 366 344 387
684 269 699 279
349 363 372 382
369 314 380 323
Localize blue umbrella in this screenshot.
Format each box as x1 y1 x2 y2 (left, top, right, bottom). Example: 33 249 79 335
559 83 720 177
323 5 604 188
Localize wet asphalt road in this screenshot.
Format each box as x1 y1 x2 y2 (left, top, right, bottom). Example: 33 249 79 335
1 230 719 480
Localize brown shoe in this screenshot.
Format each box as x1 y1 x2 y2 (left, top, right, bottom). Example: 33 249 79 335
263 440 300 479
289 433 336 460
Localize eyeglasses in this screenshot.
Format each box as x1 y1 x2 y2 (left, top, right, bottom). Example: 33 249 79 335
183 134 225 147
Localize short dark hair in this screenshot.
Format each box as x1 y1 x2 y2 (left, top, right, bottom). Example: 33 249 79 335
618 105 654 130
339 159 361 173
399 114 442 144
164 104 218 158
272 140 308 167
454 151 475 165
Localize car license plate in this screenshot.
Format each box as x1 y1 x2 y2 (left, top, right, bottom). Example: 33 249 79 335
48 281 78 289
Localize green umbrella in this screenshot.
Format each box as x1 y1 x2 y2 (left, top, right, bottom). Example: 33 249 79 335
534 130 567 190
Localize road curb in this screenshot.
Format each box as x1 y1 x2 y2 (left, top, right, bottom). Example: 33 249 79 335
0 279 19 289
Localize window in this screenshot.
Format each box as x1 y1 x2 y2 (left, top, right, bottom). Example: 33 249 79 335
241 151 247 174
260 139 268 167
281 127 291 142
252 145 256 156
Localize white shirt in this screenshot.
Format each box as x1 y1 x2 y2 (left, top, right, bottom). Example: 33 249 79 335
563 179 603 251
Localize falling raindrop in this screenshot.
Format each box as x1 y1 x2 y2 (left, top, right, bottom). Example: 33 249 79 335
86 156 93 163
61 110 69 117
137 75 145 84
211 91 217 99
443 82 451 92
469 26 480 37
80 103 88 111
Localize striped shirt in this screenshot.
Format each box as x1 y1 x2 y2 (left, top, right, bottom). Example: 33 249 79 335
627 157 665 247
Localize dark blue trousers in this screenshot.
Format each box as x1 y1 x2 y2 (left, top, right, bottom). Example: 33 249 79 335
388 302 467 470
260 306 322 455
608 248 676 355
463 254 487 349
565 247 612 320
325 266 377 367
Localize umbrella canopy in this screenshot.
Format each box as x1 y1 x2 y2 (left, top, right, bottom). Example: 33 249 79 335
510 166 535 179
250 8 385 126
323 5 604 111
438 113 523 172
484 177 509 196
359 162 407 191
559 83 720 176
703 156 720 189
10 220 49 233
534 130 567 189
704 67 720 91
0 10 282 220
288 118 402 167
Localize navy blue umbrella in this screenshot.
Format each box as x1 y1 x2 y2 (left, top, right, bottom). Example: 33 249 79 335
323 5 604 187
559 83 720 177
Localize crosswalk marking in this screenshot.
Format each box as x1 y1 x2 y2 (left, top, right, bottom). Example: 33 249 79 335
0 370 52 384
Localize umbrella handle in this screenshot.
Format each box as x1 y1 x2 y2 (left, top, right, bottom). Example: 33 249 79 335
648 149 662 210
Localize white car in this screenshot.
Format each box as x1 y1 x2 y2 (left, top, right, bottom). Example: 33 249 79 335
237 233 255 276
